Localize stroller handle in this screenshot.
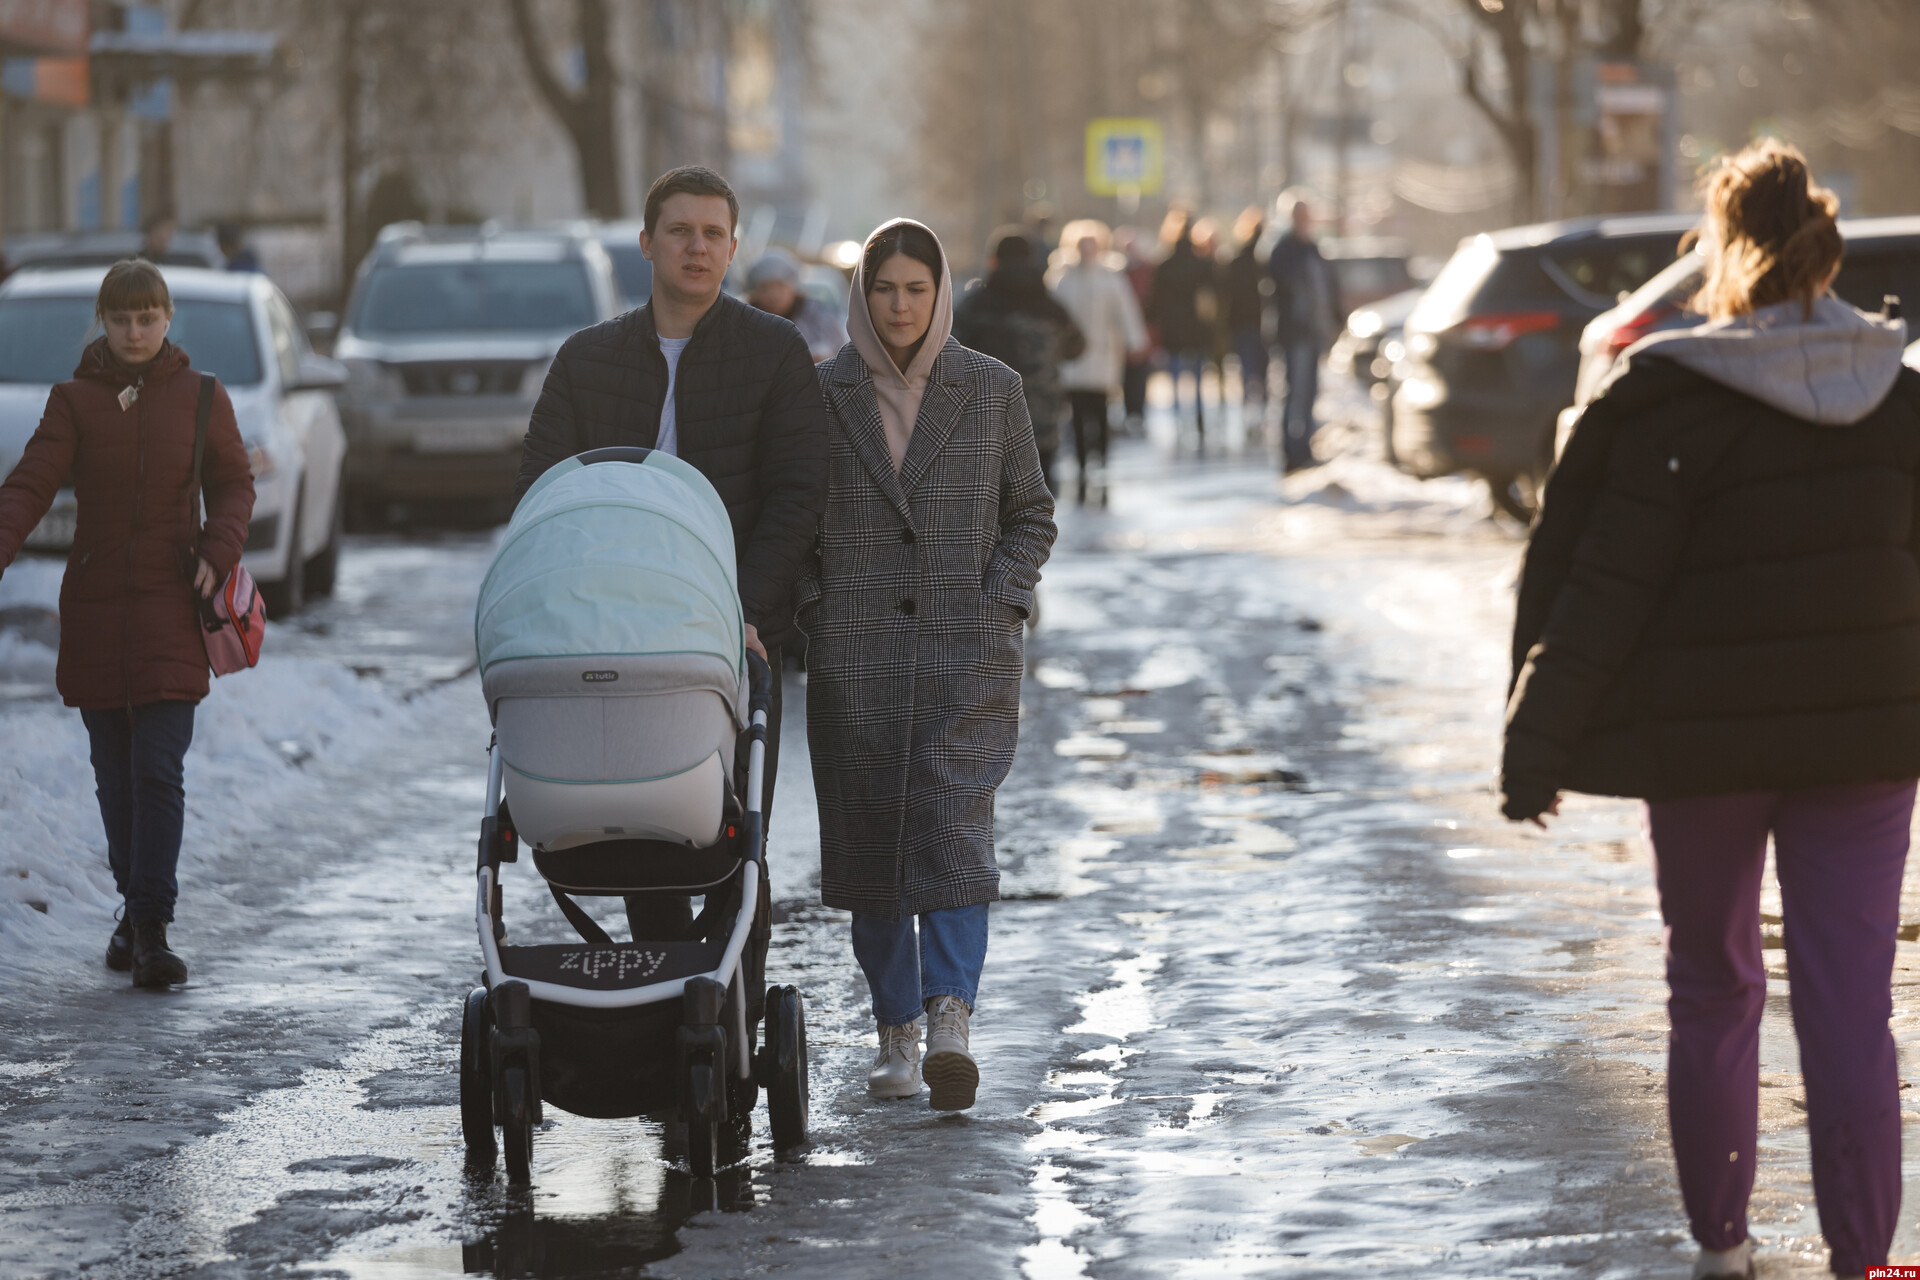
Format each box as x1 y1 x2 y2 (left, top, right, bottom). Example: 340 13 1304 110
746 649 774 715
574 446 656 466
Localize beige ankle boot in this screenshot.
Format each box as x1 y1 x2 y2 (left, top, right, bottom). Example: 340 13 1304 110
922 996 977 1111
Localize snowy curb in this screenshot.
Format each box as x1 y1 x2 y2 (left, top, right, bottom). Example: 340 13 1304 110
0 620 416 962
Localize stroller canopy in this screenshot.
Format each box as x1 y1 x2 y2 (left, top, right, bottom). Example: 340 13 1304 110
475 452 744 684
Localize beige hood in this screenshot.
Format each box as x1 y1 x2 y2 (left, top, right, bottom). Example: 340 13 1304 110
1626 294 1908 426
846 218 953 469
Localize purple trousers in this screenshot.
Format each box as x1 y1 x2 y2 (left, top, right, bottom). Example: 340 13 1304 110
1647 781 1913 1273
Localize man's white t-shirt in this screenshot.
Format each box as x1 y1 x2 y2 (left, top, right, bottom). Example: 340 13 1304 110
655 335 691 456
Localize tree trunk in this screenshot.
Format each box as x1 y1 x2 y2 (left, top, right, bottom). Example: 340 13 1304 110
338 0 372 298
1460 2 1541 223
507 0 623 219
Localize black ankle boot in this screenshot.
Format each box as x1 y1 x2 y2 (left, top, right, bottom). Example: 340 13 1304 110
130 919 188 988
106 914 132 972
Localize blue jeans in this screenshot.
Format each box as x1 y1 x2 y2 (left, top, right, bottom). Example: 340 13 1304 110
1281 340 1321 468
851 904 989 1026
1166 350 1208 434
81 701 195 924
1232 327 1269 404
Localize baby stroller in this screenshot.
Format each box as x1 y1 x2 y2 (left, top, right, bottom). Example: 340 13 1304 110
459 446 809 1183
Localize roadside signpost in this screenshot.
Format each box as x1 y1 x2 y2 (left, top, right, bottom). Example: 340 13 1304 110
1085 117 1163 206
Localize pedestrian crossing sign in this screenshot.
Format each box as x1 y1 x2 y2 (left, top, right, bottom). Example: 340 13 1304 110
1086 118 1163 197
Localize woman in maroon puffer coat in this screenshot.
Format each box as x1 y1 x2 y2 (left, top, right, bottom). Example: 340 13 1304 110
0 259 253 987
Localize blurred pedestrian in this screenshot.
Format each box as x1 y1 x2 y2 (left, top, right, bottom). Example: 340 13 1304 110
1190 217 1230 417
1502 140 1917 1280
216 222 262 274
952 229 1085 493
140 212 176 263
1114 225 1156 433
0 260 256 988
517 165 829 941
1149 213 1218 452
746 247 847 363
1225 207 1270 428
1047 218 1147 505
1268 198 1341 471
799 218 1056 1111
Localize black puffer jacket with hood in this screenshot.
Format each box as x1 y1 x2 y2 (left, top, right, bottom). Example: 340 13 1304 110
1502 295 1920 820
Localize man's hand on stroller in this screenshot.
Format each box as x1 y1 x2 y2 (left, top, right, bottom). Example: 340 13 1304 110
744 623 767 661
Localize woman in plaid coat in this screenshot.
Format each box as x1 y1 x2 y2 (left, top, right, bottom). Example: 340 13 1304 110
798 219 1056 1111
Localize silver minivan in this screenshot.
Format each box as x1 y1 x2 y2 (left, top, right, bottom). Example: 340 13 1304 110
333 224 622 522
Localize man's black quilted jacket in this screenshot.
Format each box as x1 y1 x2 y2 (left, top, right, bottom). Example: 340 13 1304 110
516 292 830 647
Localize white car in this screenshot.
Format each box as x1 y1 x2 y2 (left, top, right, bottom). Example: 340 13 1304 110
0 266 349 613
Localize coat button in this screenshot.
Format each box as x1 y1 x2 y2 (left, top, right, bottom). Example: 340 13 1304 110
898 598 916 615
900 527 916 544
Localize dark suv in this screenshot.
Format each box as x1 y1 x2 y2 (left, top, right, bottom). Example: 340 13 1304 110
333 223 621 523
1391 213 1696 517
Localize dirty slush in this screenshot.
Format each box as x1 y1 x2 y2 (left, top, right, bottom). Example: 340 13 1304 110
2 440 1918 1277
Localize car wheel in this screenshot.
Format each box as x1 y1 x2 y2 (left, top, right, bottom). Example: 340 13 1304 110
304 479 345 598
260 484 306 618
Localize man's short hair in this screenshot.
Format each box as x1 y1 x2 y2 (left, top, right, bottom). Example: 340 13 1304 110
644 166 739 236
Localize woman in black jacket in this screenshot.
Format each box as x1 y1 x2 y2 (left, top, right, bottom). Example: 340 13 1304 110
1503 142 1919 1279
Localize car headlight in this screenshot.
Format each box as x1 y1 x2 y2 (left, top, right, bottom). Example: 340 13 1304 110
245 443 276 478
342 357 402 400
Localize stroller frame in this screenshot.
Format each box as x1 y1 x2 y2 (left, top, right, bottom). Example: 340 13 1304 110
461 641 810 1183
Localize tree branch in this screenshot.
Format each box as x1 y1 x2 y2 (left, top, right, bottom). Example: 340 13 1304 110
507 0 585 137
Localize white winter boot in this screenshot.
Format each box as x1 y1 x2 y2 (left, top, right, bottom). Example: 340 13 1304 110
1692 1239 1753 1279
922 995 978 1111
867 1020 922 1099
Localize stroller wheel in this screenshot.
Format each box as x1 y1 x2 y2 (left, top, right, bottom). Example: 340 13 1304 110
459 987 496 1163
764 985 810 1149
501 1066 533 1185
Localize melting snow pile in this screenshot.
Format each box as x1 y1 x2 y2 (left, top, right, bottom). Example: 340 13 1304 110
0 564 410 961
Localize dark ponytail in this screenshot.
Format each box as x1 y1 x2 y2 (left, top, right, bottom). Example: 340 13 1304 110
862 222 944 288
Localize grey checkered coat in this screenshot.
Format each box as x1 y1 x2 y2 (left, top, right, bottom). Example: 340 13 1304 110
797 337 1057 919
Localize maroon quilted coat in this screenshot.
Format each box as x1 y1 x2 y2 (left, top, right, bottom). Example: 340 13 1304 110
0 339 254 709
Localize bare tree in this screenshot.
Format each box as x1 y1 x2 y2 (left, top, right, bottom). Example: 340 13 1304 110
506 0 623 218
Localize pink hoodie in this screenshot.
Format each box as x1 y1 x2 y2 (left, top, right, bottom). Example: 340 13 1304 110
845 218 954 471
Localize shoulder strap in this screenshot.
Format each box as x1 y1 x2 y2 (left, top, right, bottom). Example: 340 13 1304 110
188 372 214 532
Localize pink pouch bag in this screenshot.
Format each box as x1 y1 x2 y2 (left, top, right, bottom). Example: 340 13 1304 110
187 373 265 676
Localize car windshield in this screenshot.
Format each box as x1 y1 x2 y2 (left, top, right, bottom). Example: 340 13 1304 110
1546 236 1684 307
352 260 597 334
602 245 652 304
1406 237 1500 332
0 295 261 385
1833 247 1920 317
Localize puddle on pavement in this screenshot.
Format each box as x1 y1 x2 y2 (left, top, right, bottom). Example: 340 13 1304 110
328 1163 759 1279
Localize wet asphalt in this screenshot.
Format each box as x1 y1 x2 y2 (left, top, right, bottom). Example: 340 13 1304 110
3 403 1920 1278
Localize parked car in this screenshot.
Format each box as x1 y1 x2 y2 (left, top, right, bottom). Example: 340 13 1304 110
587 220 652 310
1320 237 1419 312
333 223 622 524
1391 212 1696 519
1331 286 1425 389
5 230 224 272
0 266 349 614
1558 216 1920 455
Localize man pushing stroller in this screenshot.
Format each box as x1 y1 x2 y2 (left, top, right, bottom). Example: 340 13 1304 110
516 165 829 941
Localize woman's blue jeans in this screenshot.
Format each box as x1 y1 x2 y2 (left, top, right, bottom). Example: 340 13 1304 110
851 904 989 1026
80 701 195 924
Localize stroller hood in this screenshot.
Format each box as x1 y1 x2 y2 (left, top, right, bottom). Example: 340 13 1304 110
475 453 745 688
